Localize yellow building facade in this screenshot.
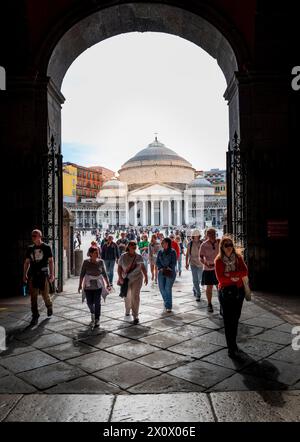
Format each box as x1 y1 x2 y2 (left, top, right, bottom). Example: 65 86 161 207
63 164 77 203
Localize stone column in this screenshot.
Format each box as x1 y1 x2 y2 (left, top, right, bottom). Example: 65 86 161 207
168 200 172 226
160 200 164 226
176 200 181 226
142 200 146 226
184 196 189 225
151 200 155 226
134 201 138 226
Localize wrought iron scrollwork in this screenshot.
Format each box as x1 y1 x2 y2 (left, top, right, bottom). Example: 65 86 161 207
226 132 247 260
41 135 63 291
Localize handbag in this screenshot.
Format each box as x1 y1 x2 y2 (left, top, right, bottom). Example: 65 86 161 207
119 276 129 298
162 267 173 278
242 276 252 301
119 255 137 298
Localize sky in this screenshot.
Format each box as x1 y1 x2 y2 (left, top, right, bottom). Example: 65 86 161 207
61 32 229 174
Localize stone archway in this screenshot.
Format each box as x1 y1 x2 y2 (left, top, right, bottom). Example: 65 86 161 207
42 3 248 290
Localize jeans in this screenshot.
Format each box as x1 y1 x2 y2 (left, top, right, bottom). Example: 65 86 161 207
218 287 245 351
190 265 203 298
104 260 115 284
177 255 183 274
158 271 175 309
85 288 102 320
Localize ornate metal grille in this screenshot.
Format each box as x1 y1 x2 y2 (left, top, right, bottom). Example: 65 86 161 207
226 132 247 260
41 135 63 291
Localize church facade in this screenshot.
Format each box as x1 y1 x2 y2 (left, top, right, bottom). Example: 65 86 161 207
96 137 227 229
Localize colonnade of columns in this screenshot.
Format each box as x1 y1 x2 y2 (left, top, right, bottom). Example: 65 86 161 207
128 199 187 226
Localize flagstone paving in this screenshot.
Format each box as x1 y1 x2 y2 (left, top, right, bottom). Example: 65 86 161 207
0 268 299 421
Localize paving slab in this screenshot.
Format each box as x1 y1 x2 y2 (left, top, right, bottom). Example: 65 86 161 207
0 366 9 378
169 360 235 389
241 317 284 329
44 319 83 332
140 331 189 349
80 332 130 349
135 349 193 370
238 338 285 358
17 362 85 390
128 373 204 393
269 345 300 365
42 341 98 360
67 350 126 373
46 375 121 394
171 324 211 339
5 394 114 422
105 340 159 360
202 348 260 371
0 340 35 358
192 317 224 330
169 338 223 358
272 323 294 334
113 324 158 340
237 324 265 339
0 375 37 393
0 394 22 422
111 393 215 422
240 358 300 387
23 333 72 349
0 350 57 374
252 330 292 346
197 330 227 346
208 372 288 392
94 361 159 389
210 391 300 421
140 318 179 332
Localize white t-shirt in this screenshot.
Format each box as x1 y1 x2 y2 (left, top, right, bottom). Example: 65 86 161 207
118 253 144 281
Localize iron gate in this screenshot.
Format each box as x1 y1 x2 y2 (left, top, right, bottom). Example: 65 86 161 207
226 132 248 260
41 135 63 291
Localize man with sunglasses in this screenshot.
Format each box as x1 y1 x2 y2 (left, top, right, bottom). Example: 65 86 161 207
23 229 54 325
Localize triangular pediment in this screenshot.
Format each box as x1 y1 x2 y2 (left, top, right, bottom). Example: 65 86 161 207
128 183 182 198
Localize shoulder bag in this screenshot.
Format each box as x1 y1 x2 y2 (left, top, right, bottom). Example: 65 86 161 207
119 255 137 298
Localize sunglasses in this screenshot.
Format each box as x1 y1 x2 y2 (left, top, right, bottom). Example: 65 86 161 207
224 243 233 248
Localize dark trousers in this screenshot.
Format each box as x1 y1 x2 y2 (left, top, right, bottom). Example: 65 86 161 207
218 287 245 351
85 289 102 320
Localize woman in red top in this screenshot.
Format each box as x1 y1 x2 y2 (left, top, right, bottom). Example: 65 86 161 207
215 236 248 358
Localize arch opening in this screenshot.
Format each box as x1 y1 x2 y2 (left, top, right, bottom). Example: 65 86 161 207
44 2 245 291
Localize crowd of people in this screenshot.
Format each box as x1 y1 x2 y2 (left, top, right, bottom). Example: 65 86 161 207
23 225 249 359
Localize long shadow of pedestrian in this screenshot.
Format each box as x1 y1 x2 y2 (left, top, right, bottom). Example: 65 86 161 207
230 350 288 407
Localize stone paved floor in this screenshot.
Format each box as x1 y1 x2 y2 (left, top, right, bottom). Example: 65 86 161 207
0 268 299 421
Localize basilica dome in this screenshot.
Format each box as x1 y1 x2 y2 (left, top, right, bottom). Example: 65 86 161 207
118 137 195 187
